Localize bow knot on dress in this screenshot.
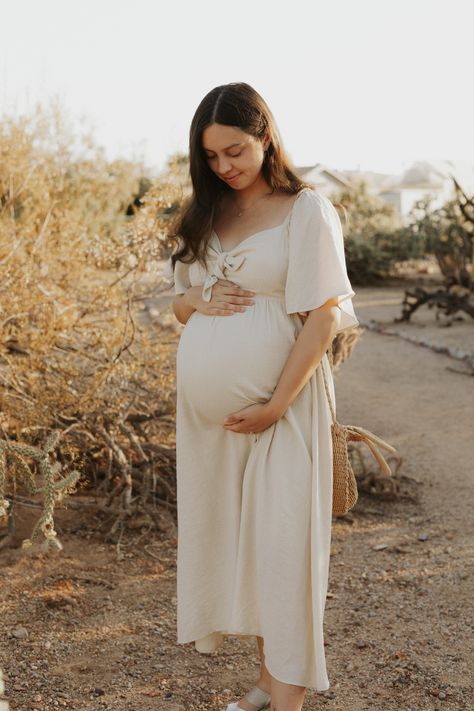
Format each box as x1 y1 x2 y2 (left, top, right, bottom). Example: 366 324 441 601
201 252 246 302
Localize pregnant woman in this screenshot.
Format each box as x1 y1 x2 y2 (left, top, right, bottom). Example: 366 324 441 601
165 82 359 711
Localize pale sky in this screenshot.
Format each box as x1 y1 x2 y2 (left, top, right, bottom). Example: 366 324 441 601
1 0 473 177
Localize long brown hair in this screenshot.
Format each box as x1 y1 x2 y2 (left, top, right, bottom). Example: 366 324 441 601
169 82 314 269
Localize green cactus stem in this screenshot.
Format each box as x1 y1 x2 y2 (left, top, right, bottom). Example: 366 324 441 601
0 430 81 551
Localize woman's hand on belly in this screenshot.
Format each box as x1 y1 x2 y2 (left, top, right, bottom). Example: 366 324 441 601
222 401 282 434
184 279 256 317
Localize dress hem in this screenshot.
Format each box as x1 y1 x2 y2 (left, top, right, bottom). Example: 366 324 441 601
176 628 331 692
177 627 262 647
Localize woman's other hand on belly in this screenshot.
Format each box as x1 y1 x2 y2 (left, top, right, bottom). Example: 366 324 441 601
222 400 284 434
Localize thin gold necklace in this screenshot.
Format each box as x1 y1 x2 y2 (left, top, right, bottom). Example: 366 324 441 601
233 190 273 217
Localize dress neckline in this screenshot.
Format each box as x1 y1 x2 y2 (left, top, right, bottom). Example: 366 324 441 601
212 187 310 253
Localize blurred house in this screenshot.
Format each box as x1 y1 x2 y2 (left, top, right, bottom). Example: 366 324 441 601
361 160 474 223
339 168 395 195
295 163 352 197
378 162 453 221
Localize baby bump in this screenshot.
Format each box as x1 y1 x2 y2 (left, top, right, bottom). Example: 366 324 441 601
176 299 297 425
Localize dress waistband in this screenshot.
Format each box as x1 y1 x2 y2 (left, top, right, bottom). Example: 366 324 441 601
251 292 285 302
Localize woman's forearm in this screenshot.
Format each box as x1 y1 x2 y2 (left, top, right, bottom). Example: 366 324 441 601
267 299 340 417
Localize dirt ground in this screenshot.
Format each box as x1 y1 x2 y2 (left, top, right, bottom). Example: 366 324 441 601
1 282 473 711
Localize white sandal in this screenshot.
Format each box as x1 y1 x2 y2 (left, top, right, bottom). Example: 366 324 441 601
225 685 271 710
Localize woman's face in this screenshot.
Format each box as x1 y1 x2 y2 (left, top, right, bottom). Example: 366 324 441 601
201 123 269 190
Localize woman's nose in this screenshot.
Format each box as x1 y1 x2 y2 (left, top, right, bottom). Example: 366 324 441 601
218 157 233 174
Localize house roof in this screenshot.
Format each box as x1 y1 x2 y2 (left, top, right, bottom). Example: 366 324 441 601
296 163 352 187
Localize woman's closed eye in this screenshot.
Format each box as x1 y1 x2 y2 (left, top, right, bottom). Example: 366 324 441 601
206 150 242 159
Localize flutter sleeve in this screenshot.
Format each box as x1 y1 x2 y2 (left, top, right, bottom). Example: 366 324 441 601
162 252 191 295
285 189 359 334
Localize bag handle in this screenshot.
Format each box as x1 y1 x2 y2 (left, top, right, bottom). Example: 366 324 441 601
321 344 338 426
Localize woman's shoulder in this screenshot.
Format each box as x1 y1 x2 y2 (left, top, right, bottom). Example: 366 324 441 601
288 189 345 248
297 187 335 213
292 188 343 232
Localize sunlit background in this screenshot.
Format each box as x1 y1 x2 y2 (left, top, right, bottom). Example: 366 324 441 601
2 0 473 189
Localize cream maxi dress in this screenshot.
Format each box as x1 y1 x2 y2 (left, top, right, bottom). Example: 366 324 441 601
164 187 359 691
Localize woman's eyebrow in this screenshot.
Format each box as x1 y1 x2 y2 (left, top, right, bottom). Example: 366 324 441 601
203 142 242 152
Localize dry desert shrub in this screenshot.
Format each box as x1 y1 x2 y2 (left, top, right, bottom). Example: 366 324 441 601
0 101 183 549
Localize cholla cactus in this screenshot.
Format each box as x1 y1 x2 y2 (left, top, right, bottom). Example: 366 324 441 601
0 430 81 551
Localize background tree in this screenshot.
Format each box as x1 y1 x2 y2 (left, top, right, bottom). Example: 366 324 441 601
332 180 401 283
395 180 474 322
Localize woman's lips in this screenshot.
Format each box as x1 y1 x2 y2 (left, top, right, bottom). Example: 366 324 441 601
225 173 241 182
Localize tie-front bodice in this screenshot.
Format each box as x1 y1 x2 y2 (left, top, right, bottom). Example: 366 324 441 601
190 227 290 305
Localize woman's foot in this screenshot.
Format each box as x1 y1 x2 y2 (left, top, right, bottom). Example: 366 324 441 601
254 636 306 711
270 676 306 711
235 677 271 710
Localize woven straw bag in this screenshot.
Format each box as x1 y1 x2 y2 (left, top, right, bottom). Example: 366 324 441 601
321 343 398 516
